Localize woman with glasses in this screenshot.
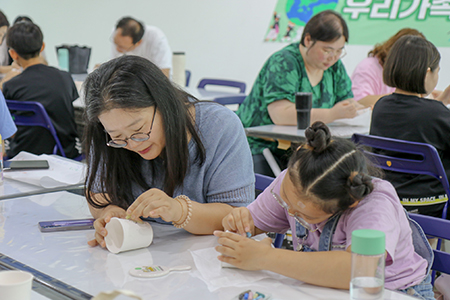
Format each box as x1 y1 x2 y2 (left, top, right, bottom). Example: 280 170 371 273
237 10 363 177
215 121 434 299
83 55 254 248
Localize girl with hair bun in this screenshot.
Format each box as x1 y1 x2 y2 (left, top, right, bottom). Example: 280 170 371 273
215 121 434 299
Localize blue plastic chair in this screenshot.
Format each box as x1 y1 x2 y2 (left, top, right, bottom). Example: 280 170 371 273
197 78 246 93
185 70 191 87
408 213 450 284
6 100 66 157
213 95 246 106
255 173 285 248
351 133 449 220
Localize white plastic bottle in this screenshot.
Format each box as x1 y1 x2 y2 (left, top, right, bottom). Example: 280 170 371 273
350 229 385 300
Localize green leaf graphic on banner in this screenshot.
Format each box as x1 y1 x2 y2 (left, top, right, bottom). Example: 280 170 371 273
265 0 450 47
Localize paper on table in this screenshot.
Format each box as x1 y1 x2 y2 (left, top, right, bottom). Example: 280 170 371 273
328 107 372 127
190 244 289 292
3 152 86 188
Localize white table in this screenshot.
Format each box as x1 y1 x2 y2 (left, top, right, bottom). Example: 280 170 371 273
0 154 85 200
184 86 246 101
73 87 245 108
0 191 416 300
245 124 370 143
0 177 82 200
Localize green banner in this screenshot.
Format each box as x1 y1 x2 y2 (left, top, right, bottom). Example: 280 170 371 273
265 0 450 47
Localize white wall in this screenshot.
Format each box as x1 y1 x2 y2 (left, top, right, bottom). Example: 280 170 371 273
2 0 449 90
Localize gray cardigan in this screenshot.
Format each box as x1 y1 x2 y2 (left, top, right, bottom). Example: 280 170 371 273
132 101 255 210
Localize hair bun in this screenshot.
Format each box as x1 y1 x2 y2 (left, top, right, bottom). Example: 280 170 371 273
347 173 373 200
305 121 331 153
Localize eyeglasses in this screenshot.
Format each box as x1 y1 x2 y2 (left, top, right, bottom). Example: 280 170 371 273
106 106 157 148
322 47 346 59
270 188 320 233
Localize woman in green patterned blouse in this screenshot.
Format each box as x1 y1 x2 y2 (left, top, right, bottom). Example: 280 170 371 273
237 10 362 177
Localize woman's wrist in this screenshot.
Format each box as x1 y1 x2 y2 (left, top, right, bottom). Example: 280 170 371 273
173 197 186 223
172 195 193 229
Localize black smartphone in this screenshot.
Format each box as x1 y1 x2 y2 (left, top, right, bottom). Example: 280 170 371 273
3 160 50 170
38 218 95 232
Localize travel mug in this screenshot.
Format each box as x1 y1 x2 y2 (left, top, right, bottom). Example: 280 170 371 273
295 92 312 129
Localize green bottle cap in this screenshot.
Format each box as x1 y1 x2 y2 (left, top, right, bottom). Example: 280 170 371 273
352 229 385 255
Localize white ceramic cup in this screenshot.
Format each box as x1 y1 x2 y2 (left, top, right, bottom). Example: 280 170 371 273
105 217 153 254
0 270 34 300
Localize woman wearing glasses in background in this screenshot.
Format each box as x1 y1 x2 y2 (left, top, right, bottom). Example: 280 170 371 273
83 55 255 248
215 122 434 299
237 10 363 177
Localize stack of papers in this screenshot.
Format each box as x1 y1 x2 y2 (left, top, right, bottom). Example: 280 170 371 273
3 152 86 188
328 107 372 127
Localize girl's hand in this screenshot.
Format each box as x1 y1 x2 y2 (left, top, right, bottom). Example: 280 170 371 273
222 207 254 237
435 85 450 106
87 205 126 248
214 230 273 270
126 188 181 223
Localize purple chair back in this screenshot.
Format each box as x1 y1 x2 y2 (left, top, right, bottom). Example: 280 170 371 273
198 78 246 93
6 100 66 157
255 173 285 248
352 133 449 219
213 95 246 106
185 70 191 87
409 213 450 282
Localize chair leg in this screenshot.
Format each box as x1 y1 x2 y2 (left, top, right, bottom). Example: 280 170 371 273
262 148 281 177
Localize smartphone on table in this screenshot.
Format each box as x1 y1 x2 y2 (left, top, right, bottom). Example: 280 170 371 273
38 218 95 232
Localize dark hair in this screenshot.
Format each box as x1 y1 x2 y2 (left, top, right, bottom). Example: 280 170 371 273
383 35 440 94
288 122 375 214
83 55 205 209
13 16 33 24
6 21 43 59
115 17 145 44
300 10 349 47
369 28 425 67
0 10 9 27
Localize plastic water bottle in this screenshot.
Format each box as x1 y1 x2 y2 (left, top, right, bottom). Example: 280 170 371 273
350 229 385 300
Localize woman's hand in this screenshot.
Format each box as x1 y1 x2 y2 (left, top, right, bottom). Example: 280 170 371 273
330 99 358 120
222 207 255 237
126 188 182 223
214 230 273 270
87 205 126 248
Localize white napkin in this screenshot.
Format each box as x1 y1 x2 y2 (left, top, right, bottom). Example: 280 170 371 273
4 152 86 188
328 107 372 127
190 244 288 292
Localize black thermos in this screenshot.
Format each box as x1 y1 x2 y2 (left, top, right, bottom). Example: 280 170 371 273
295 92 312 129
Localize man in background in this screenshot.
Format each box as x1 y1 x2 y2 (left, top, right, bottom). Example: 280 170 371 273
111 16 172 78
2 21 79 159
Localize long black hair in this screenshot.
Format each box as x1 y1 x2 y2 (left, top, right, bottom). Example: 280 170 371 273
288 122 376 214
83 55 205 209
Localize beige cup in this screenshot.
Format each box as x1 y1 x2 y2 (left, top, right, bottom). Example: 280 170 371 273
105 217 153 254
0 270 34 300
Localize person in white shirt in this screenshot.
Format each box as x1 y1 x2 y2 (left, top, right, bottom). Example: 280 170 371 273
111 17 172 78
